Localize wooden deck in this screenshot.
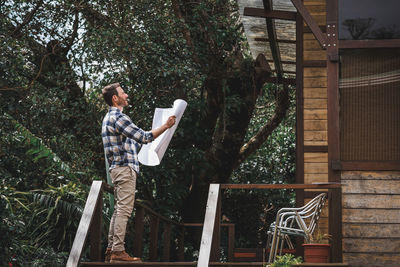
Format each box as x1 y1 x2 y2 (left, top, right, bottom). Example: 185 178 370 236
80 262 348 267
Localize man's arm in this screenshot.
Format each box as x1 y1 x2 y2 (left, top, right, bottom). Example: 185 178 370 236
151 116 176 139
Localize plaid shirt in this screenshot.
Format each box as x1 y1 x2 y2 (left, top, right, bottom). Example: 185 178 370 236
102 107 154 174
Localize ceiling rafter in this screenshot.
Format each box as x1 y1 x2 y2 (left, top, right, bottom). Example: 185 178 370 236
262 0 283 80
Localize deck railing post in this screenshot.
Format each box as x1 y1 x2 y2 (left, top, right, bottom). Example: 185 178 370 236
177 226 185 261
197 183 220 267
329 187 343 262
133 206 145 258
227 224 235 262
210 187 221 261
162 223 172 261
149 216 160 261
89 188 103 261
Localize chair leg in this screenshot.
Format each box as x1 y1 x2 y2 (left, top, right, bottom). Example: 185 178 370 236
268 228 279 263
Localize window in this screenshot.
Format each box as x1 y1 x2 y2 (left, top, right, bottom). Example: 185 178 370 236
339 0 400 40
339 48 400 161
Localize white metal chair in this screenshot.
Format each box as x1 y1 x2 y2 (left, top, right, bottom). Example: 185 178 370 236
266 192 327 263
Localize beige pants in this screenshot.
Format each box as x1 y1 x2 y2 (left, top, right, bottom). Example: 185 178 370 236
107 166 137 251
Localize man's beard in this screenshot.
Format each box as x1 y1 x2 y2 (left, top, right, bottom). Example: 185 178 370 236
117 97 128 107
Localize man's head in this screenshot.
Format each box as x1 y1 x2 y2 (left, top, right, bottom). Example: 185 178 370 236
102 83 128 109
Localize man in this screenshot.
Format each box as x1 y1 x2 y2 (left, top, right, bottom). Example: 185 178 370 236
101 83 175 263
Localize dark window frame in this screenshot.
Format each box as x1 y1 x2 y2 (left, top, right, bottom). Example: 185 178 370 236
332 1 400 170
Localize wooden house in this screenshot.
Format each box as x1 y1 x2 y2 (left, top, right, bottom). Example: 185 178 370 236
241 0 400 266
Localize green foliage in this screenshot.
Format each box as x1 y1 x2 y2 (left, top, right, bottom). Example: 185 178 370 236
268 254 302 267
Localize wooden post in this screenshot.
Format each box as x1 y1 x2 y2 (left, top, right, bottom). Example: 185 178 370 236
326 0 342 262
210 188 221 261
133 206 145 258
197 184 220 267
89 189 103 261
329 188 342 262
295 6 305 259
162 223 172 261
149 216 160 261
177 226 185 261
227 224 235 262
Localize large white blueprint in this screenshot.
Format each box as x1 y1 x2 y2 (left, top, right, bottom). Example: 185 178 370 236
138 99 187 166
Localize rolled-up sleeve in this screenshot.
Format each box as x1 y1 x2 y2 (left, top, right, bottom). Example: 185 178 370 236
115 114 154 144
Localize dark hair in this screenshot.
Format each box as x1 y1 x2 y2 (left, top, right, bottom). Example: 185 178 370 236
102 83 120 106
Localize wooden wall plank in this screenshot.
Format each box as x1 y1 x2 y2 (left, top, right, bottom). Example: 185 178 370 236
304 50 326 60
344 253 400 267
304 131 327 141
304 39 323 50
304 162 328 173
343 209 400 223
304 109 327 119
304 77 327 87
304 141 328 146
343 238 400 253
304 99 327 109
342 180 400 194
304 120 327 130
343 223 400 238
342 171 400 180
304 153 328 162
304 68 327 77
304 87 327 98
303 5 326 13
343 194 400 209
304 173 328 181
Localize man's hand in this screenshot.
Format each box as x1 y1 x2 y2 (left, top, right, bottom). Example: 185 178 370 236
165 116 176 128
152 116 176 139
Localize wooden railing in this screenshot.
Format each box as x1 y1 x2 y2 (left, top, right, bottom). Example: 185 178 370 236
197 183 343 267
66 181 236 267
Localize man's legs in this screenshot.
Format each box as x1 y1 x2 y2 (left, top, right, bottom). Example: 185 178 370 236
106 166 140 262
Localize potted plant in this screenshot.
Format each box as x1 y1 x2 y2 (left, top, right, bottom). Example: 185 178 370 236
266 254 302 267
302 230 332 263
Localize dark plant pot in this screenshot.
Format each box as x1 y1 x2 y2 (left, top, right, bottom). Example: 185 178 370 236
302 243 331 263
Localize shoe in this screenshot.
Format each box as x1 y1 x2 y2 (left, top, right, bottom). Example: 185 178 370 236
104 248 112 262
110 250 141 263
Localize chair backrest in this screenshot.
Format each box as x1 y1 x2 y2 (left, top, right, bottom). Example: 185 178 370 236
294 193 327 241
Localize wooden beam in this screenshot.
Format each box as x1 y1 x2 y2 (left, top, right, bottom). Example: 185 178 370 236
331 161 400 171
255 37 297 44
262 0 284 79
290 0 327 49
243 7 297 21
339 39 400 49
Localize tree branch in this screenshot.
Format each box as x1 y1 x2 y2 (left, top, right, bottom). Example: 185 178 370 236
236 83 291 166
171 0 200 64
11 0 44 37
